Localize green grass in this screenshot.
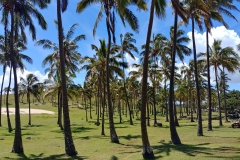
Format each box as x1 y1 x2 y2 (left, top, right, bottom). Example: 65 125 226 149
1 97 240 160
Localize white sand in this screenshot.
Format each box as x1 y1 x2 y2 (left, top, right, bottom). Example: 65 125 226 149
1 108 54 115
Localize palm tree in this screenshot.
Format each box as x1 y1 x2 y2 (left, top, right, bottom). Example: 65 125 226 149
77 0 146 143
19 74 40 125
56 0 77 156
198 39 240 126
81 39 126 135
0 0 50 153
0 33 32 131
202 0 239 131
183 0 210 136
36 22 85 132
36 23 85 77
140 0 167 158
120 32 138 125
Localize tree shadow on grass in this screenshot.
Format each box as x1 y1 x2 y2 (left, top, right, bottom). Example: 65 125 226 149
110 155 118 160
75 135 110 140
71 126 95 133
23 124 44 128
152 142 240 159
119 134 141 140
22 132 40 136
114 125 129 129
5 152 86 160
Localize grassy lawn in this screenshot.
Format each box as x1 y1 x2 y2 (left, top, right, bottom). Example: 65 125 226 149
1 98 240 160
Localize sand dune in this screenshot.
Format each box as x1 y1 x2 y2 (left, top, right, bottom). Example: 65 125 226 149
1 108 54 115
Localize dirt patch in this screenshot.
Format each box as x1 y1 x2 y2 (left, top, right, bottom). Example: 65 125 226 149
1 108 54 115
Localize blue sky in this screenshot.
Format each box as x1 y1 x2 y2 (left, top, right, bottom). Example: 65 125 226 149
0 0 240 91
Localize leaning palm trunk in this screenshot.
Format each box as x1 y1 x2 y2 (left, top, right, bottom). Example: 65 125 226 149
57 0 77 156
6 65 13 132
206 30 212 131
106 16 119 143
214 67 222 126
169 11 181 144
191 16 203 136
141 0 155 158
10 5 23 153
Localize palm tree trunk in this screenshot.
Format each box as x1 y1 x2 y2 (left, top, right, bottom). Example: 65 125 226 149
215 67 223 126
206 30 212 131
147 102 150 126
0 67 6 127
174 96 179 126
153 86 157 126
57 0 77 156
6 65 13 132
120 38 133 125
85 99 88 121
118 100 122 123
191 16 203 136
101 80 105 135
141 0 155 158
169 11 181 144
222 67 228 123
90 97 92 119
57 90 60 124
106 16 119 143
96 83 100 125
28 92 31 125
59 93 63 130
164 81 169 122
10 5 23 153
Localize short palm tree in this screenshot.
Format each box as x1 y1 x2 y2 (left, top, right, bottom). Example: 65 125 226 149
19 73 40 125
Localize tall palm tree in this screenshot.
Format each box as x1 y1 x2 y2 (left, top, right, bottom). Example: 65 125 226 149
198 39 240 126
77 0 146 143
19 73 40 125
56 0 77 155
120 32 138 125
183 0 209 136
0 0 50 153
202 0 239 131
140 0 166 158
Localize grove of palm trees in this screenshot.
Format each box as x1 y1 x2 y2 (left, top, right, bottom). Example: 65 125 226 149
1 0 240 159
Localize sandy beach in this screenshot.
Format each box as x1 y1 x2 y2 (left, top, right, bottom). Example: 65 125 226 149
1 108 54 115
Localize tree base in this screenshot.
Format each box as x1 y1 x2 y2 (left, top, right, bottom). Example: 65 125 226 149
142 150 154 159
66 150 78 156
197 133 204 136
111 139 119 143
12 148 23 153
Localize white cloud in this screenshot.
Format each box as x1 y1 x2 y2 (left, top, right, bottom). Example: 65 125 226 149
0 68 49 91
187 26 240 86
125 53 139 73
